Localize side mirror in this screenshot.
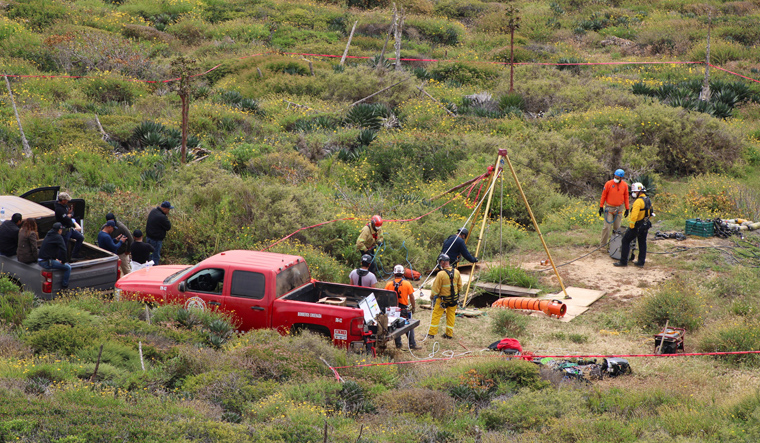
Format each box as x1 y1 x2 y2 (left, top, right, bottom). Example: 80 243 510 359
178 281 186 292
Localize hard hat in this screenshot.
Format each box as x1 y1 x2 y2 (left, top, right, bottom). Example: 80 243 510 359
457 227 469 236
371 215 383 228
393 265 404 275
361 254 373 265
631 182 645 193
438 253 450 263
614 169 625 178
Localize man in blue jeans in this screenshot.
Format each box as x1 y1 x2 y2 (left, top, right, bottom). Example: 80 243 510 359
145 201 173 264
38 222 71 289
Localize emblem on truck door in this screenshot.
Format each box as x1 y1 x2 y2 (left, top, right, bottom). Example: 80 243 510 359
335 318 343 323
185 296 207 311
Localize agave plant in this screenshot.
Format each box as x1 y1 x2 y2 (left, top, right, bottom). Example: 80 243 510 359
631 81 654 96
366 54 393 70
356 129 377 146
345 104 382 130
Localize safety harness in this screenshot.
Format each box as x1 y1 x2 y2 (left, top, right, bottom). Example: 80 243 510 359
634 196 652 229
439 269 459 309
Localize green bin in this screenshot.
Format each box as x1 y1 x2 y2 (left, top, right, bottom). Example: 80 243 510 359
685 219 714 237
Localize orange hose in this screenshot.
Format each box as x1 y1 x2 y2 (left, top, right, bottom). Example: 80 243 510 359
492 297 567 318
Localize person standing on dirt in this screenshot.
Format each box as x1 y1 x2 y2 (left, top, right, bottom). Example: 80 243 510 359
349 254 378 287
441 227 478 268
385 264 420 350
614 182 653 268
145 201 173 265
356 215 384 275
55 192 84 260
599 169 630 248
427 253 462 340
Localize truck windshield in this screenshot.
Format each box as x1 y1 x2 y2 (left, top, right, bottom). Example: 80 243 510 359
276 261 311 297
164 265 197 284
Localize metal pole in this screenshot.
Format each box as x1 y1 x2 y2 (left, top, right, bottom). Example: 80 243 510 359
501 148 570 299
462 154 503 306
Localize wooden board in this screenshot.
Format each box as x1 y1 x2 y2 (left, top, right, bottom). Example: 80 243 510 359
475 282 541 297
529 304 589 322
538 287 606 307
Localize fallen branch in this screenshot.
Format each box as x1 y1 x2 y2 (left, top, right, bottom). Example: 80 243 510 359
89 344 104 383
349 76 410 108
94 114 111 142
417 83 456 117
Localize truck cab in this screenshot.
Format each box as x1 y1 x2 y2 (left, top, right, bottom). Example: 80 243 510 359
115 250 419 351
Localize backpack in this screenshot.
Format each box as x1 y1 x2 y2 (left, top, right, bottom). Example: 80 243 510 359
442 269 459 307
356 268 369 286
635 196 652 228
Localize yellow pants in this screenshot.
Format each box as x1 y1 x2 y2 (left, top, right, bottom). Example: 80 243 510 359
427 298 456 337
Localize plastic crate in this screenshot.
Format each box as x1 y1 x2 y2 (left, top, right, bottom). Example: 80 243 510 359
685 219 714 237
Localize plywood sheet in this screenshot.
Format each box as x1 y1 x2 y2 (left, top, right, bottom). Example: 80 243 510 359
539 287 605 307
475 282 541 296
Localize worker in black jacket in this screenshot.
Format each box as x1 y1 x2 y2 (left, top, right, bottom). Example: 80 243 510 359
145 201 173 264
441 228 478 268
38 222 71 289
0 213 22 256
54 192 84 260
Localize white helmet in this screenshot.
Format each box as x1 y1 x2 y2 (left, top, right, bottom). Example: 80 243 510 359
631 182 645 195
393 265 404 275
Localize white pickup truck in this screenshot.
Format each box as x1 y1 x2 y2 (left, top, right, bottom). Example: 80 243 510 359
0 187 120 299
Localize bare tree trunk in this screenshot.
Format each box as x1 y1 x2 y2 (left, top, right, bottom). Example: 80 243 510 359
94 114 110 142
89 344 104 383
699 11 712 101
379 3 397 62
3 74 31 157
180 92 189 164
509 27 515 92
394 11 405 70
340 20 359 67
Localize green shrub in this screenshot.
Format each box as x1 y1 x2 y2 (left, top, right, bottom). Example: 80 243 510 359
480 264 538 288
477 359 549 392
434 0 488 19
489 308 530 337
429 62 499 87
77 342 142 371
634 279 704 332
7 0 67 31
22 305 97 332
587 387 683 418
480 388 582 431
25 324 99 355
0 288 35 327
405 16 464 45
75 362 129 383
698 320 760 367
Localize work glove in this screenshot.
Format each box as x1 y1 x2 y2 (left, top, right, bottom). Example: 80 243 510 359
624 209 630 218
598 207 604 217
473 257 479 263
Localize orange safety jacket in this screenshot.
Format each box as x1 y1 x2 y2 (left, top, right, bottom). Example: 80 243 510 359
600 180 630 210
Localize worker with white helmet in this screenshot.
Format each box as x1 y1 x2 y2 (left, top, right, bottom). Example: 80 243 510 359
385 264 420 350
614 182 653 267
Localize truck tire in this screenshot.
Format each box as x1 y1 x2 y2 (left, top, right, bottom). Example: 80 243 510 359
291 324 331 340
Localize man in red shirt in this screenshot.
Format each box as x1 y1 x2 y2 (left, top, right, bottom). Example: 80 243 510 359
599 169 630 248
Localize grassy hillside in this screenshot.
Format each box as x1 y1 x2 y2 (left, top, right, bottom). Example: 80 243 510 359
2 0 760 441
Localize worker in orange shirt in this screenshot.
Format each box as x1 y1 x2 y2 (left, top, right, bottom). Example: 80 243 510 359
599 169 630 248
385 265 420 350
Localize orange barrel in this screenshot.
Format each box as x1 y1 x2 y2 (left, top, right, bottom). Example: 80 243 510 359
492 297 567 318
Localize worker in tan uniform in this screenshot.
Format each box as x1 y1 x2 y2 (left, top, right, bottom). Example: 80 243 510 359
355 215 383 276
599 169 630 248
426 253 462 340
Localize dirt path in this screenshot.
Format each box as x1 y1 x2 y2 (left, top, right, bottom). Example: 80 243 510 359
519 235 737 301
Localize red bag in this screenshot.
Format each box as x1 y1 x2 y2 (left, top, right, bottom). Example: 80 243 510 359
496 338 523 353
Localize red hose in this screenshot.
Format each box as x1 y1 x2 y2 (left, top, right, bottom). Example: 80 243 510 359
492 297 566 318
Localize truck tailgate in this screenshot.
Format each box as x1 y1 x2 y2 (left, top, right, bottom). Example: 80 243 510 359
68 256 119 291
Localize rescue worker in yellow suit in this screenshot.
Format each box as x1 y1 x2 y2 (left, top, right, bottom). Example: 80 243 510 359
356 215 383 275
426 253 462 340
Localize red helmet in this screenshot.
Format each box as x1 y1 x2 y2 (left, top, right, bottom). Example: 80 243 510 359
370 215 383 228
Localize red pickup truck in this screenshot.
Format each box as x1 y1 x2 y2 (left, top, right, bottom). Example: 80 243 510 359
113 250 418 351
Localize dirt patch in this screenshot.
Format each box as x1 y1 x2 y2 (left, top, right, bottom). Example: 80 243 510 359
520 235 738 301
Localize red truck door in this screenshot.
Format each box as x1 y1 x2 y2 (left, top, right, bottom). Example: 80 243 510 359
169 266 228 312
223 270 269 331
